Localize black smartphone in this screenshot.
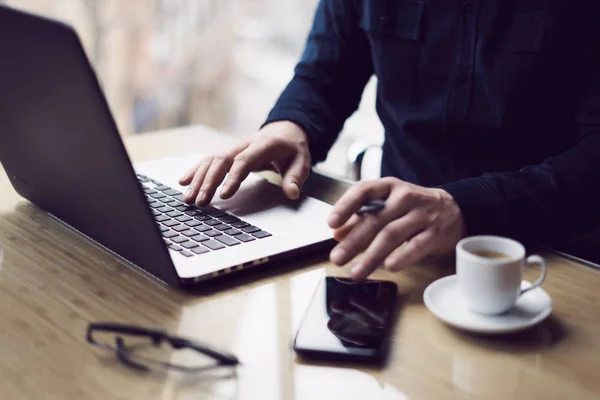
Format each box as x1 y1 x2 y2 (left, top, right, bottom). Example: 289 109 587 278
293 276 398 363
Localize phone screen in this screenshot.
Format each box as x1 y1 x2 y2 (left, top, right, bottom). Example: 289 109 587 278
293 277 398 361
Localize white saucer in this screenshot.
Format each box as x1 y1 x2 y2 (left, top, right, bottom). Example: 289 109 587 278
423 275 552 334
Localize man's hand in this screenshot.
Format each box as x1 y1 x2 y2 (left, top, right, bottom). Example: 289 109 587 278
327 178 466 281
179 121 311 207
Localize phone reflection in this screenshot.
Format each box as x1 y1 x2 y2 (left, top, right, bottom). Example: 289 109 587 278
325 278 394 350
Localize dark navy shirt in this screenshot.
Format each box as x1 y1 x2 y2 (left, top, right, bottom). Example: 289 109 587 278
264 0 600 244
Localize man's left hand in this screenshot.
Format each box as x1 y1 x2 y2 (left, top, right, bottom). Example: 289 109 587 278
327 178 466 281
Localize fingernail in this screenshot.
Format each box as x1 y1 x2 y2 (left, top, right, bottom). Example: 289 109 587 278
185 188 193 199
198 190 206 203
350 264 363 279
289 182 300 199
328 213 340 227
220 184 228 197
330 248 347 265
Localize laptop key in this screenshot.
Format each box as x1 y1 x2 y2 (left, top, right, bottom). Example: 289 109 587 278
171 236 188 244
175 205 191 212
242 226 260 234
149 202 163 209
224 229 242 236
172 225 189 232
219 215 240 224
192 246 210 255
182 229 198 237
172 194 185 202
160 198 178 205
204 230 222 237
185 219 202 227
203 240 225 250
215 235 240 247
194 225 211 233
214 224 230 231
162 189 180 196
167 244 182 252
205 219 221 226
231 221 250 229
191 234 209 243
176 215 192 223
201 206 227 218
236 234 255 243
194 214 211 222
161 230 178 238
252 231 272 239
137 174 150 183
144 188 157 194
181 241 199 249
157 206 172 213
150 192 167 199
185 209 202 216
180 250 194 258
155 215 170 222
163 219 179 227
155 184 171 191
151 210 161 216
159 226 169 233
166 211 183 218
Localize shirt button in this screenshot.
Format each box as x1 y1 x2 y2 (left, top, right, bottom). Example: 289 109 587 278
462 1 473 12
378 16 386 26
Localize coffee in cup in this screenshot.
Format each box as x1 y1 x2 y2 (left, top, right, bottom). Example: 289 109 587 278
470 250 512 260
456 236 547 315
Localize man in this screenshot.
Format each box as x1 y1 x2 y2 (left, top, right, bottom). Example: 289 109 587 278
179 0 600 281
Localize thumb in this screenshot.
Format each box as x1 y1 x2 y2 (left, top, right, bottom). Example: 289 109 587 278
282 153 310 200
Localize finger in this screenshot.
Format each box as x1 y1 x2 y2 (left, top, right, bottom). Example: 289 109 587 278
281 153 310 200
179 161 200 186
183 158 212 203
182 142 248 202
219 143 275 199
333 214 360 241
329 213 383 266
329 189 416 265
196 156 234 206
349 213 425 281
328 179 396 229
383 229 435 271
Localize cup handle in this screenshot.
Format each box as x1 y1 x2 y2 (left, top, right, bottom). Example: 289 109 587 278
519 255 547 297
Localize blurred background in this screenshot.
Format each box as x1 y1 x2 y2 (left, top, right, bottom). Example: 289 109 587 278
2 0 383 179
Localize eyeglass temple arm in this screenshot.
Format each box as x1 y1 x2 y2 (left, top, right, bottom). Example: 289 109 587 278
87 323 165 345
169 337 239 366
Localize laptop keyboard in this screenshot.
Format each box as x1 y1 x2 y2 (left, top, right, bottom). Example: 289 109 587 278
137 174 272 258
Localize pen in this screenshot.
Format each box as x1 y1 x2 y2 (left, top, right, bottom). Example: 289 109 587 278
357 199 386 215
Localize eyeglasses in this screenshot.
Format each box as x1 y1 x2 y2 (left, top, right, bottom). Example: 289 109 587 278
87 323 240 374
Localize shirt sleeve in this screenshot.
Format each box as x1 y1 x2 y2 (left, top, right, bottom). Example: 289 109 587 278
440 18 600 245
263 0 374 164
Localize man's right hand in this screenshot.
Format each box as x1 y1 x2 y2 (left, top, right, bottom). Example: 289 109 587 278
179 121 312 207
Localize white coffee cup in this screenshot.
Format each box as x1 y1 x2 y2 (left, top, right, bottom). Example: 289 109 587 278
456 236 547 315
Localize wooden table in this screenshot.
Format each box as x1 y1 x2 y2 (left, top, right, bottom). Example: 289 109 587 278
1 126 599 400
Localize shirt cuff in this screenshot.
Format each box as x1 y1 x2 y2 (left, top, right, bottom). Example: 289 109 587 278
439 177 510 237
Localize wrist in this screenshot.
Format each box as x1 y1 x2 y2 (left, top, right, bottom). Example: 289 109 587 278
435 188 468 238
262 120 308 145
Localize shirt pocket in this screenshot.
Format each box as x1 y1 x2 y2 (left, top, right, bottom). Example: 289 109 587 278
359 0 424 40
359 0 425 103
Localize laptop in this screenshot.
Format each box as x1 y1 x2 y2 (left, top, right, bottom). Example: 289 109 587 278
0 6 335 288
